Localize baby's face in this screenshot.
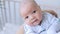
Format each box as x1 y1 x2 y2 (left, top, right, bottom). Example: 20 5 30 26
20 4 42 26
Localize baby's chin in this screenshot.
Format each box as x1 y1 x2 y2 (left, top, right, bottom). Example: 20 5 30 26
29 22 40 26
33 22 40 26
33 21 41 26
27 20 41 26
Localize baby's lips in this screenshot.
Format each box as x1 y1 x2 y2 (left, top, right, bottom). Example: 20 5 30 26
31 19 37 23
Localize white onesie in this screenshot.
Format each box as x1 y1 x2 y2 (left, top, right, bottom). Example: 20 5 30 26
24 12 60 34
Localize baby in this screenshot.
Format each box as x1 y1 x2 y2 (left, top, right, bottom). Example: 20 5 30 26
19 0 60 34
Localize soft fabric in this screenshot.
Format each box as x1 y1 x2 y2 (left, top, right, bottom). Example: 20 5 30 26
24 12 60 34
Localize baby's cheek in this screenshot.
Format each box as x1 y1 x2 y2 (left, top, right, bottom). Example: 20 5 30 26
24 20 29 24
24 20 31 24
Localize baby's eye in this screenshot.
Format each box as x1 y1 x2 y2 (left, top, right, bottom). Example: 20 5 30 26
32 10 36 13
25 16 29 19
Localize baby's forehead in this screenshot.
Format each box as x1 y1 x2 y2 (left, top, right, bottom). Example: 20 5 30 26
20 0 39 17
20 7 36 18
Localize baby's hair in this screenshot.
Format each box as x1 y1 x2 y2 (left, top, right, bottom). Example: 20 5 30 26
20 0 39 8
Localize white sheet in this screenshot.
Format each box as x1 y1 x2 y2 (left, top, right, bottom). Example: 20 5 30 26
0 23 20 34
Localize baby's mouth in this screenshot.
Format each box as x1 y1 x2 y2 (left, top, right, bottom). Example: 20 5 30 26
32 19 38 24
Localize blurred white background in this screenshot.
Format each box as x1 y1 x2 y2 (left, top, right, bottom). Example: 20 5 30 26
35 0 60 17
0 0 60 34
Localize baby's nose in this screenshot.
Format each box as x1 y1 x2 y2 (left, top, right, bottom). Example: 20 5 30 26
30 15 35 20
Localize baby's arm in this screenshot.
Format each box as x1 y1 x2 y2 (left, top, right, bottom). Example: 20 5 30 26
47 22 57 34
55 19 60 34
47 18 60 34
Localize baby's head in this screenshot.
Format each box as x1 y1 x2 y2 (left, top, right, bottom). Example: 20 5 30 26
20 0 42 26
